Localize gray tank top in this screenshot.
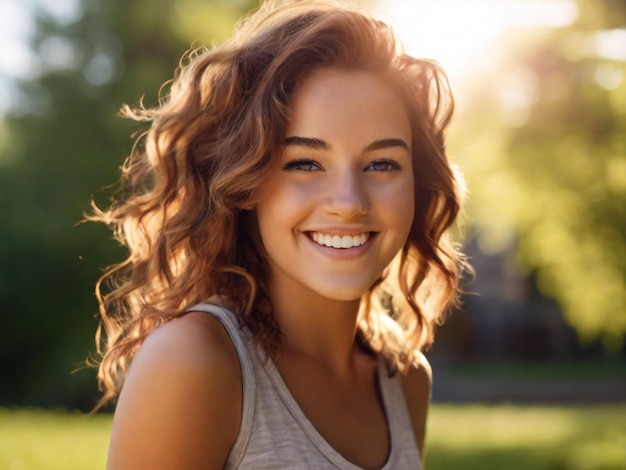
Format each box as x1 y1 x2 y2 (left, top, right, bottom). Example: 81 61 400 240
189 303 422 469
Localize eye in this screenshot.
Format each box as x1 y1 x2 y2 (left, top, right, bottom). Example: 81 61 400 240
282 158 322 172
365 159 403 172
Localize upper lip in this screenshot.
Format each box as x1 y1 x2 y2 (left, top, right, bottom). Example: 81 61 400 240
303 227 375 236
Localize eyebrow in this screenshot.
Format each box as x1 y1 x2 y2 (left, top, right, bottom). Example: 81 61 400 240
363 138 410 153
283 136 410 153
283 136 329 150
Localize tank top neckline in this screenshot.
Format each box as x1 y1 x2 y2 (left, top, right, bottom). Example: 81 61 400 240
251 339 401 469
187 302 414 470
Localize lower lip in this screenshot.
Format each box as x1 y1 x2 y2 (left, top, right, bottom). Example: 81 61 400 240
304 233 374 259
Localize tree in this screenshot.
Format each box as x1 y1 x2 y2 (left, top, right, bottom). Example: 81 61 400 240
451 0 626 352
0 0 256 409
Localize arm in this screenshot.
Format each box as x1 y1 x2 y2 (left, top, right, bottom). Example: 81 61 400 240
399 352 433 467
107 312 242 470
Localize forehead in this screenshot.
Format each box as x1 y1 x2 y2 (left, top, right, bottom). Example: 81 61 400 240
285 68 412 145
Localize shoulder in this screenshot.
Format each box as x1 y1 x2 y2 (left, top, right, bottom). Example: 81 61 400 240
399 352 432 461
400 351 432 399
107 311 242 470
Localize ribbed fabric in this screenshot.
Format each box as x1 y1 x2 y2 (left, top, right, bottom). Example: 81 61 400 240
188 303 422 469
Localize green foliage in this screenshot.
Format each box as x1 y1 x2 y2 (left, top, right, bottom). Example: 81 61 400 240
2 405 625 469
451 0 626 352
0 0 256 408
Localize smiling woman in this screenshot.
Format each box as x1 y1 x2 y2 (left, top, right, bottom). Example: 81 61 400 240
89 1 470 468
257 68 415 304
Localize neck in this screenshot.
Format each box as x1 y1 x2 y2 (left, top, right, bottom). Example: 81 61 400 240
268 280 363 374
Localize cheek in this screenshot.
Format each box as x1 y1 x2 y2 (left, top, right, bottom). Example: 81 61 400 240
390 182 416 250
379 177 415 231
257 180 317 219
255 197 281 247
255 185 304 246
399 191 416 240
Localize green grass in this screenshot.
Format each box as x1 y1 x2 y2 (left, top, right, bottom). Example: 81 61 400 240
1 404 625 469
426 404 626 470
0 408 111 470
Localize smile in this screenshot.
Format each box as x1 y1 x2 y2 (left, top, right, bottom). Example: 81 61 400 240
309 232 370 249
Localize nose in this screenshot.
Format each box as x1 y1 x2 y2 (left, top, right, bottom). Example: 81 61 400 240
323 168 368 220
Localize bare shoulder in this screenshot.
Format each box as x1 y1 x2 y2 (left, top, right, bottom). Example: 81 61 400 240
107 311 242 470
400 351 433 396
399 352 433 463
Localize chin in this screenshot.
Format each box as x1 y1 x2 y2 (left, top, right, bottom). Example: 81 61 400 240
311 280 375 303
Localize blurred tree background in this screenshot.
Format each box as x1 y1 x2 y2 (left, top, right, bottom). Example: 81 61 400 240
0 0 624 410
449 0 626 354
0 0 257 409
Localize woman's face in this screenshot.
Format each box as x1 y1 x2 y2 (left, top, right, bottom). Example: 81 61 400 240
256 67 415 302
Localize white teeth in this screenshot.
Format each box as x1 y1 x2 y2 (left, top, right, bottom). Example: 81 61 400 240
341 235 351 248
310 232 369 249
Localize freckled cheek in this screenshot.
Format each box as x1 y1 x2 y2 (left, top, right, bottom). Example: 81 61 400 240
378 181 415 234
257 183 317 235
375 178 414 206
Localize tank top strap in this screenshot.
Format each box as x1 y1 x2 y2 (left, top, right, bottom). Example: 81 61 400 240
376 360 422 468
185 302 256 468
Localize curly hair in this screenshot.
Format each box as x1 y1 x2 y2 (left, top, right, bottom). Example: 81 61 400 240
90 0 468 406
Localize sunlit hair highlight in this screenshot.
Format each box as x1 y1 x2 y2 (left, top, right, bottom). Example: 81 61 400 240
90 0 469 406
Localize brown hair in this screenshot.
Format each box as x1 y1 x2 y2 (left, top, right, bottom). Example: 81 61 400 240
90 0 468 406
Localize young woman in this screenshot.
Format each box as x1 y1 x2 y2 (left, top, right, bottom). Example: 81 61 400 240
92 1 468 468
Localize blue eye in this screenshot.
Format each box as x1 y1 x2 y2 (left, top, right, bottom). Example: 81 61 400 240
282 159 322 171
366 159 402 172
